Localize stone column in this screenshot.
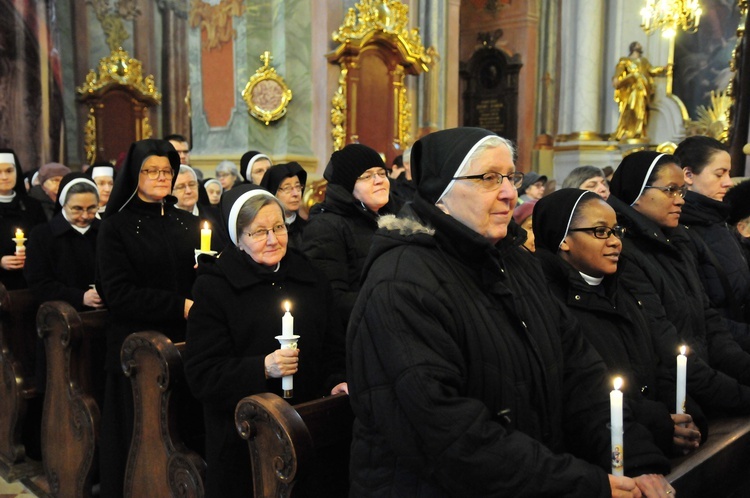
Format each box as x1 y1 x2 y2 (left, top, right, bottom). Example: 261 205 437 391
554 0 621 183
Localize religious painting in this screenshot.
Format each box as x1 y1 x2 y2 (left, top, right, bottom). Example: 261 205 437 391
673 0 740 119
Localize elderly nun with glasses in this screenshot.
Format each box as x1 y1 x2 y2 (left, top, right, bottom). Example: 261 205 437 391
347 128 673 497
533 188 705 458
25 172 103 310
184 184 346 498
259 161 308 249
96 139 201 498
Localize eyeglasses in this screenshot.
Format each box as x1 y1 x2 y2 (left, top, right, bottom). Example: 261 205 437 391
278 184 304 194
357 169 388 182
245 223 288 241
567 225 626 239
173 181 198 191
452 171 525 190
644 184 688 199
216 172 234 179
141 168 174 180
66 205 99 215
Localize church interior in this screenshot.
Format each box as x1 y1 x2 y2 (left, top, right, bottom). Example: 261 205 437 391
3 1 750 497
1 0 748 185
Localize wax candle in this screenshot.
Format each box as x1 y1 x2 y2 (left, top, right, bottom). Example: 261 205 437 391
676 345 687 415
610 377 624 476
200 222 211 252
282 301 294 338
13 228 25 255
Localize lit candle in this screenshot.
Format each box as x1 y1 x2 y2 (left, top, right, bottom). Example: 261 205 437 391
282 300 294 338
277 301 297 398
610 377 624 476
13 228 25 255
676 345 687 415
200 222 211 252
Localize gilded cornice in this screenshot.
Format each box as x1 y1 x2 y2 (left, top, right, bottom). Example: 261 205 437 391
328 0 431 73
77 47 161 104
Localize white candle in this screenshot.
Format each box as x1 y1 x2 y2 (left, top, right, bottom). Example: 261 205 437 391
13 228 25 255
676 345 687 415
282 301 294 338
610 377 624 476
200 221 211 252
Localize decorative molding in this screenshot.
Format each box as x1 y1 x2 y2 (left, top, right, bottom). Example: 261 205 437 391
555 131 613 143
76 47 161 102
330 0 431 72
83 110 97 165
86 0 141 52
330 66 348 152
241 52 293 126
188 0 244 51
688 90 732 142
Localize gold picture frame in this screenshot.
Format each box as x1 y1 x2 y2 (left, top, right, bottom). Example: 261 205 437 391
242 51 293 125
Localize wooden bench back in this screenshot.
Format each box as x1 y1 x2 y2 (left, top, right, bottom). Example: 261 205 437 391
121 332 206 498
36 301 109 498
235 392 353 497
0 282 40 479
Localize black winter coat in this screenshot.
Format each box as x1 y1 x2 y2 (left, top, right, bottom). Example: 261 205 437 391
185 246 344 498
347 196 669 498
536 249 707 454
303 183 396 328
0 195 47 289
97 196 199 372
609 195 750 413
680 191 750 348
24 213 99 310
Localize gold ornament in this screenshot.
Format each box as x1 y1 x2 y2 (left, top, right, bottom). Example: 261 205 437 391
241 52 293 125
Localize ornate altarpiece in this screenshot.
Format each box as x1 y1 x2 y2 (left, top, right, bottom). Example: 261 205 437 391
326 0 431 165
77 48 161 165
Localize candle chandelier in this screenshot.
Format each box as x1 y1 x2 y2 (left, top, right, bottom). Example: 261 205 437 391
641 0 703 38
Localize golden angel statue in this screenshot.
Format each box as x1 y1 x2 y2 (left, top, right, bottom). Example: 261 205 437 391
612 41 666 141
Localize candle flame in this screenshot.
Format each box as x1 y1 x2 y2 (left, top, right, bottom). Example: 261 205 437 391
203 221 209 230
15 228 23 238
680 345 687 355
613 377 623 390
284 300 291 313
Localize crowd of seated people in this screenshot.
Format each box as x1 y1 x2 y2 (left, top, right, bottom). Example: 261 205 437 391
5 128 750 498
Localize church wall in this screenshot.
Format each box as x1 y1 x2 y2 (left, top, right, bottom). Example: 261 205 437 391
459 0 540 172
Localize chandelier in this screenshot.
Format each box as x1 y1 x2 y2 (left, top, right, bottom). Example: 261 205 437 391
641 0 702 38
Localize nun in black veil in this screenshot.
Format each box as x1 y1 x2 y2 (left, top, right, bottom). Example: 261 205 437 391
0 148 47 289
96 139 201 498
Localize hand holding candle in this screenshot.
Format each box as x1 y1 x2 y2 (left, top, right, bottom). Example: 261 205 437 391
276 300 300 399
676 345 687 415
200 222 211 253
610 377 624 476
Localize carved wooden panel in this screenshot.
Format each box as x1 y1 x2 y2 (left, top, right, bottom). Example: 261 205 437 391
121 332 205 498
36 302 109 498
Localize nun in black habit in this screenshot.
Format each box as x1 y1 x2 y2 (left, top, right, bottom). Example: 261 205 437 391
25 172 103 310
0 148 47 290
259 161 308 249
96 139 201 498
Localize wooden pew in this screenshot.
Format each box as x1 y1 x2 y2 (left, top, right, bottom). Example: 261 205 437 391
120 331 206 498
0 282 42 481
235 392 353 498
668 416 750 498
36 302 109 498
